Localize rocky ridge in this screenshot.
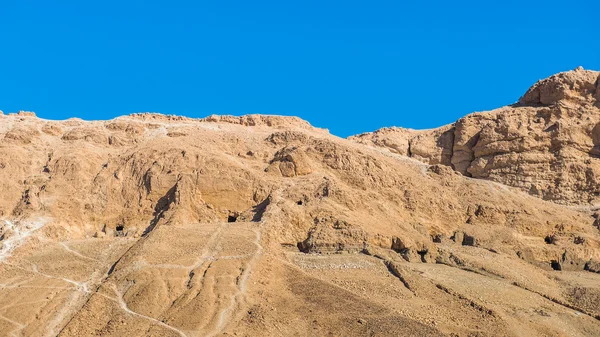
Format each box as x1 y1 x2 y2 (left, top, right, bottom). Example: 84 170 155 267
0 69 599 336
351 67 600 204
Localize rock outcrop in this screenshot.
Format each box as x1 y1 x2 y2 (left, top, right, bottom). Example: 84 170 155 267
1 69 600 336
351 67 600 204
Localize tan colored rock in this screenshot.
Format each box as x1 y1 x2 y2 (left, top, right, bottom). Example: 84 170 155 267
41 122 63 136
519 67 599 105
267 146 313 177
17 110 36 117
353 68 600 204
202 114 314 129
0 70 600 336
61 126 109 144
105 120 146 134
350 125 454 165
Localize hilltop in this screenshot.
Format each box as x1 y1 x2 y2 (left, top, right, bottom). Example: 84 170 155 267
0 68 599 336
352 67 600 204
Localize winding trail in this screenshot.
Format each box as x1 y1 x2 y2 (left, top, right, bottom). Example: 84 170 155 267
207 223 264 337
0 219 46 262
57 242 101 262
187 223 227 273
0 313 25 337
0 220 266 336
108 284 188 337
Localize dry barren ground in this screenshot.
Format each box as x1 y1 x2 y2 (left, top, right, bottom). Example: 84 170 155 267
1 68 600 336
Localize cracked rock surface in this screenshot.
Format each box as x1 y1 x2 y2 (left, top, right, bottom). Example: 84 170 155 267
351 67 600 205
0 69 600 336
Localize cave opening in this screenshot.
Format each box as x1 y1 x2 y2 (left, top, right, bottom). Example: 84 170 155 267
115 225 125 237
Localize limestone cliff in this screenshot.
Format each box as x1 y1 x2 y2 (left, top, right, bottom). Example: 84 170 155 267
351 67 600 204
0 70 600 336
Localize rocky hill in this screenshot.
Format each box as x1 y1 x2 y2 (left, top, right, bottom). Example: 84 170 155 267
351 67 600 205
0 68 599 336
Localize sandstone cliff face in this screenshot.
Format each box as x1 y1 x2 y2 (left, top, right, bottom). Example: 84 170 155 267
1 71 600 336
351 67 600 204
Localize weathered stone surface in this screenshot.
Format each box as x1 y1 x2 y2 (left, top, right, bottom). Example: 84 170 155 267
1 70 600 336
351 68 600 204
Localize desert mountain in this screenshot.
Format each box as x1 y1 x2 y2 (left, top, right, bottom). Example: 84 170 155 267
351 67 600 205
0 68 599 336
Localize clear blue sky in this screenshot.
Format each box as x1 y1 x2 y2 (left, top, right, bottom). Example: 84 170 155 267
1 1 598 137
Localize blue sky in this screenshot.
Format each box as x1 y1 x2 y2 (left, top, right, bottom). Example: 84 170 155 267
1 1 598 137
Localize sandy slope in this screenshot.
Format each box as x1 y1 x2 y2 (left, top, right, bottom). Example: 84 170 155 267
0 69 599 336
